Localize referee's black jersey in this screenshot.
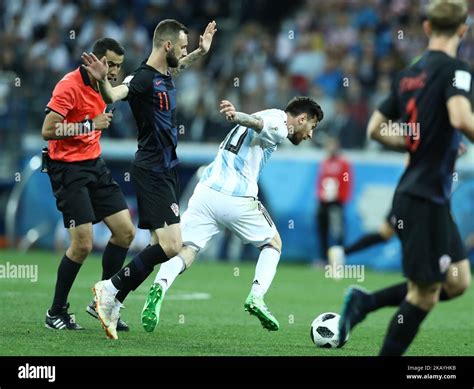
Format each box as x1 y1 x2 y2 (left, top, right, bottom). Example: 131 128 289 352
123 61 178 173
379 50 472 204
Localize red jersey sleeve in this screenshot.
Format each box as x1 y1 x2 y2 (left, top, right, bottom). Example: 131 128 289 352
46 80 77 118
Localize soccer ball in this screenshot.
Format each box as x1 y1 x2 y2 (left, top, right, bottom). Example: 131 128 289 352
310 312 348 348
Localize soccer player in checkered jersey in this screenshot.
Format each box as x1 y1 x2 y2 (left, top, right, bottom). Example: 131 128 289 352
337 0 473 355
82 19 217 339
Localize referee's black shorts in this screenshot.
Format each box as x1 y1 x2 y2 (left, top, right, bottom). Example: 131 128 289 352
47 157 128 228
392 192 466 284
131 163 181 230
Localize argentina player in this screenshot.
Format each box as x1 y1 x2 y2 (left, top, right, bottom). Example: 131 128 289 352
141 97 323 332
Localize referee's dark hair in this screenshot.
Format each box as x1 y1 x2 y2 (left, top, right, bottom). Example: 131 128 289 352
92 38 125 58
285 97 324 122
153 19 189 48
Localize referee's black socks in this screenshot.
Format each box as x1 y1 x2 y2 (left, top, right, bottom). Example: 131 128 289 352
101 241 129 280
379 300 429 356
49 254 82 316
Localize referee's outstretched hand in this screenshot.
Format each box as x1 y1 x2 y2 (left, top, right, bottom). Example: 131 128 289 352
92 112 113 130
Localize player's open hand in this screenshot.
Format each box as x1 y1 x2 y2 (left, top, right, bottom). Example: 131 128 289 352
199 21 217 55
81 52 108 81
220 100 236 121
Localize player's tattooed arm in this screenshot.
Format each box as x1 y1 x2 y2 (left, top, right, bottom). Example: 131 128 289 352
219 100 264 132
169 49 204 78
170 21 217 78
233 113 264 132
367 110 407 150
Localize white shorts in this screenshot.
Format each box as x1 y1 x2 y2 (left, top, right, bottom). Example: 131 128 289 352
181 183 277 250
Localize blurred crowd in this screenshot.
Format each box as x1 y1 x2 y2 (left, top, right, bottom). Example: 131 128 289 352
1 0 474 149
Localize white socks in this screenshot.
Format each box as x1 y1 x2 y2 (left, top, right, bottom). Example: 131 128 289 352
154 256 186 293
251 247 280 298
151 248 280 298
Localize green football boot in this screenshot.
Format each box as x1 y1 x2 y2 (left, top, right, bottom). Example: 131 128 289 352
244 293 280 331
141 283 164 333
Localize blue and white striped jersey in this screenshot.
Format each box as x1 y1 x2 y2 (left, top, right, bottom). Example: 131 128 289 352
200 109 288 197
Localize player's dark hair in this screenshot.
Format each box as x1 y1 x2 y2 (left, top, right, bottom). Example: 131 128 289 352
153 19 189 47
285 96 324 122
92 38 125 58
428 0 468 36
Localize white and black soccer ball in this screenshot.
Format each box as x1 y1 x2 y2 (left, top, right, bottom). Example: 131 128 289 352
310 312 348 348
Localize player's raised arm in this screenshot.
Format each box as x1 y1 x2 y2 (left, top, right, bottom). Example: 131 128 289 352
447 95 474 142
81 52 129 103
219 100 264 132
367 110 407 150
170 21 217 78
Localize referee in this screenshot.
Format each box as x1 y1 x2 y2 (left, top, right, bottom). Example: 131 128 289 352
42 38 135 331
81 19 217 339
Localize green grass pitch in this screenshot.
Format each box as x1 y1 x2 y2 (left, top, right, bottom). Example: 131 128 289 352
0 249 472 356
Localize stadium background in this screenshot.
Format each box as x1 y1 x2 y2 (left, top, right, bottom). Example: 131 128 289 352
1 0 473 269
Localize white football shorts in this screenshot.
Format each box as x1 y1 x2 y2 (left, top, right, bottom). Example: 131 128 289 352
181 183 277 250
